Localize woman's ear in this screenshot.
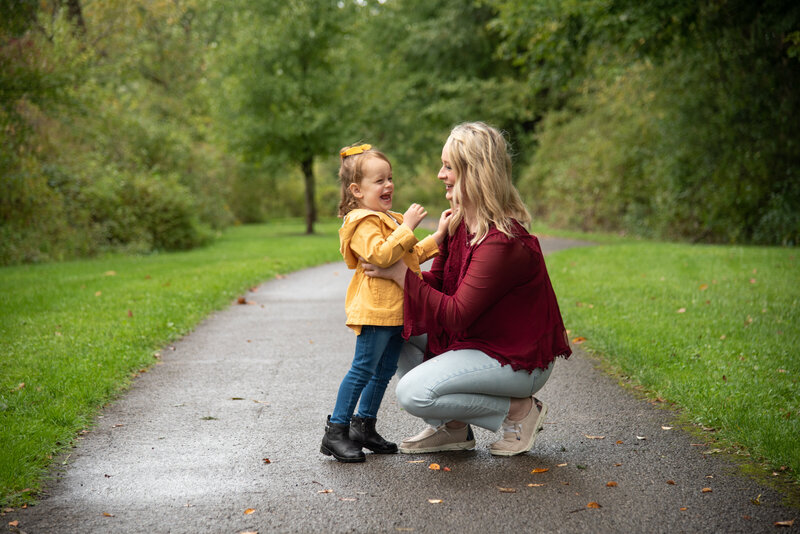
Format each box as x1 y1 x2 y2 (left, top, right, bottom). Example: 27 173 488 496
349 182 363 199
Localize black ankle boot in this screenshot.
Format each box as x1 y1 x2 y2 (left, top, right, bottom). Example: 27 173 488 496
321 416 365 463
349 416 398 454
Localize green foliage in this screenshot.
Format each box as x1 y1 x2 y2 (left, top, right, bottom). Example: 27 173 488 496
547 242 800 480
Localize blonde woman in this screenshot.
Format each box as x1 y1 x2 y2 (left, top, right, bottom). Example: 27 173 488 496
363 122 571 456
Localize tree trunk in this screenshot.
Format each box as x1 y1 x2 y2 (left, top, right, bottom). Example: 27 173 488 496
301 156 316 234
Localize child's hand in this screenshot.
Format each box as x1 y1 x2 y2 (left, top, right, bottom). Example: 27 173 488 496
403 203 427 230
433 209 453 246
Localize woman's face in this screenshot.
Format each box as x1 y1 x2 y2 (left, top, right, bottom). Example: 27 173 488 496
438 147 457 203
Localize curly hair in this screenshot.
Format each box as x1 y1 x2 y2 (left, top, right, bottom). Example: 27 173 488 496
337 144 391 217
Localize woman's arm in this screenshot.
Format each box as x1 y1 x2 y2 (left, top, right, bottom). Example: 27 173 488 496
404 238 534 333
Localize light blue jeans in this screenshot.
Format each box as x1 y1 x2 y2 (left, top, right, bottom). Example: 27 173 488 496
395 335 553 432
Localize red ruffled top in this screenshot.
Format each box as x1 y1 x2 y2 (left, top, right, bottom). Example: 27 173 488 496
402 220 572 372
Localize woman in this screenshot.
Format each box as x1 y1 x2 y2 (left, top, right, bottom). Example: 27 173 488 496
363 122 571 456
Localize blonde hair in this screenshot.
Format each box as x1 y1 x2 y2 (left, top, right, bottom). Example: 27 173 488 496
444 122 531 245
337 144 391 217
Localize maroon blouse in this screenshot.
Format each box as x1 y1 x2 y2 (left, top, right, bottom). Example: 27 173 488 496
402 220 571 372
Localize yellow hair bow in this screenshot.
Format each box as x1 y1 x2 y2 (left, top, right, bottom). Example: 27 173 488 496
340 144 372 158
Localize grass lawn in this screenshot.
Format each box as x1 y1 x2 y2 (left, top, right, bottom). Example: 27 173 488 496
544 241 800 485
0 220 341 507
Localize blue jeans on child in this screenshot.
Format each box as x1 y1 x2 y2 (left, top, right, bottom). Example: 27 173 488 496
330 325 404 425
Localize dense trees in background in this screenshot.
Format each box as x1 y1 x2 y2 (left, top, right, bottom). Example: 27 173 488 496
1 0 798 264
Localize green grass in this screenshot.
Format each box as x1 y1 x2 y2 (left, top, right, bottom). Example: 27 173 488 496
0 220 341 507
546 241 800 484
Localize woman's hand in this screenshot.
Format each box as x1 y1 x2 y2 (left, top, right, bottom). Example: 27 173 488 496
363 260 408 289
433 208 453 246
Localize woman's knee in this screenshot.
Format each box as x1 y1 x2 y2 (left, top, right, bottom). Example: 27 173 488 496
395 374 434 415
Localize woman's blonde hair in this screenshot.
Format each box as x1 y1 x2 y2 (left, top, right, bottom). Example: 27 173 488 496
337 144 391 217
444 122 530 244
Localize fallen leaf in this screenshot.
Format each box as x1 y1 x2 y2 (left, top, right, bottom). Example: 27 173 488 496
95 291 102 297
443 467 451 472
572 337 587 344
606 481 618 487
614 463 622 467
428 463 441 471
231 397 245 400
699 283 709 290
749 278 756 284
701 487 712 493
636 436 647 440
406 460 425 463
680 507 688 511
102 512 114 517
557 463 568 467
104 270 116 276
427 499 443 504
240 531 258 534
497 487 516 493
751 494 761 505
340 498 357 502
527 483 545 487
586 502 602 509
661 426 673 430
676 308 686 313
666 480 676 485
616 440 624 445
237 296 247 304
244 508 255 515
775 520 795 527
262 458 271 464
531 468 549 474
584 435 605 440
8 521 19 527
318 489 333 494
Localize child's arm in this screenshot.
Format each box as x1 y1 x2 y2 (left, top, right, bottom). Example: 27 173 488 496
349 215 418 268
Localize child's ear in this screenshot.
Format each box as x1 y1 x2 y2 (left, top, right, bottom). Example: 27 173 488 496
349 182 363 199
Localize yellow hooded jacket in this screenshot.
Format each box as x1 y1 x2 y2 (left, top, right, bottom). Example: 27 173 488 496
339 209 440 334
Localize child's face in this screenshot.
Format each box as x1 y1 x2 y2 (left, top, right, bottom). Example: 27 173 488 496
350 157 394 213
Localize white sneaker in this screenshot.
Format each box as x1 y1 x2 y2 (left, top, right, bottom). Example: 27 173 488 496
398 424 476 454
490 397 548 456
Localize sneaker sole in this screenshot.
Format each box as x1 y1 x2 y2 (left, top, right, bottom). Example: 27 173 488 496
398 441 476 454
489 402 549 457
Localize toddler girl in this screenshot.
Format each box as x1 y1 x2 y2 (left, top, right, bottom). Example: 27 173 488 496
321 143 447 463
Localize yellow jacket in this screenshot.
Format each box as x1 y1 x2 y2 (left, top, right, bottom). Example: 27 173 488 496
339 209 440 334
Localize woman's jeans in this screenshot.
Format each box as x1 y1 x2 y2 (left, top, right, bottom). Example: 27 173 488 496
330 325 404 424
395 335 553 432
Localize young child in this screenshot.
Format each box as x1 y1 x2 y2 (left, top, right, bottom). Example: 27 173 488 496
321 143 447 463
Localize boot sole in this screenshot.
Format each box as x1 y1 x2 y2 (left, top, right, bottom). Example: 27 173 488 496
320 445 365 463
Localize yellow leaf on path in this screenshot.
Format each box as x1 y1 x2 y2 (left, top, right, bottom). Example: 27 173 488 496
497 487 517 493
614 463 623 467
531 468 549 473
775 520 795 527
318 489 333 494
572 336 587 344
586 502 602 509
557 463 568 467
606 481 618 487
701 487 713 493
428 463 441 471
680 507 688 511
528 483 545 487
427 499 443 504
407 460 425 463
244 508 256 515
102 513 114 517
585 435 605 440
340 498 357 502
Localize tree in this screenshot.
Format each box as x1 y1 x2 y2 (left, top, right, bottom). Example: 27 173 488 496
223 0 351 234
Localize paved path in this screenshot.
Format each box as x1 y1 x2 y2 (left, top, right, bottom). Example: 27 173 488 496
10 238 797 533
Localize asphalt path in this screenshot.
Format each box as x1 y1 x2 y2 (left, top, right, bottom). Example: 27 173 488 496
9 237 798 533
